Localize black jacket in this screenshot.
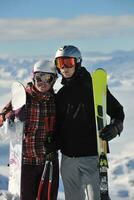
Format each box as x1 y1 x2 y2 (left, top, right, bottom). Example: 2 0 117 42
56 67 125 157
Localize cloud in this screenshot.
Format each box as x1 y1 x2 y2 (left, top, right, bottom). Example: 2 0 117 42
0 79 14 88
16 68 28 79
83 55 113 63
0 67 12 78
0 15 134 41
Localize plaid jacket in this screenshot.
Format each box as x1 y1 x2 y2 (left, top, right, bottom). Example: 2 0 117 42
2 82 56 165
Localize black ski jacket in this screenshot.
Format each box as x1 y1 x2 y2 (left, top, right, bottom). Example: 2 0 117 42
56 67 125 157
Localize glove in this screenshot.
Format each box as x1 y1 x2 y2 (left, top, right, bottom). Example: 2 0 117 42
0 115 4 127
0 111 15 127
44 134 58 162
44 135 57 154
45 151 58 161
15 106 26 121
100 120 123 141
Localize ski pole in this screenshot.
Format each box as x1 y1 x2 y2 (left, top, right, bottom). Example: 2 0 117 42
47 161 53 200
37 160 49 200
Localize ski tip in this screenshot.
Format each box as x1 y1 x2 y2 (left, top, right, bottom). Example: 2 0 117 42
92 68 107 77
95 68 106 72
11 81 26 111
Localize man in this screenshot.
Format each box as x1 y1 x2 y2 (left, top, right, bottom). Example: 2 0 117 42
54 45 125 200
0 60 59 200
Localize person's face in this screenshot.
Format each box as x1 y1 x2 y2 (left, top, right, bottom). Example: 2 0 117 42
34 72 55 93
55 57 76 78
60 67 75 78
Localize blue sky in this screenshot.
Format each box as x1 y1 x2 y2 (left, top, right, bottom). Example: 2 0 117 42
0 0 134 57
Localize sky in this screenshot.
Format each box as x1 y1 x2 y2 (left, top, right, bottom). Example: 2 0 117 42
0 0 134 57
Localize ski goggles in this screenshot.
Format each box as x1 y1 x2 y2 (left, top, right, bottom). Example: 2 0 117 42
55 57 76 69
34 73 55 84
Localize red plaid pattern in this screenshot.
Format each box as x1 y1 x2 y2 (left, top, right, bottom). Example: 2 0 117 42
23 83 56 165
1 83 56 165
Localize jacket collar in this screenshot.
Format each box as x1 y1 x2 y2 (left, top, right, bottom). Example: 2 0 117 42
61 67 90 86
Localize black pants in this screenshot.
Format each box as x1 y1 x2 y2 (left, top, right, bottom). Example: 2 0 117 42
21 159 59 200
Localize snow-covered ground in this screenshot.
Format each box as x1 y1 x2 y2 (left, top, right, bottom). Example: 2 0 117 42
0 50 134 199
0 140 134 200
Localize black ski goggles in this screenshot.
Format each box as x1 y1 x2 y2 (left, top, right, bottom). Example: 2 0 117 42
34 72 55 84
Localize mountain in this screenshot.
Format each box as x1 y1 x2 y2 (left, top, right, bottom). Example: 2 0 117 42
82 50 134 89
0 49 134 93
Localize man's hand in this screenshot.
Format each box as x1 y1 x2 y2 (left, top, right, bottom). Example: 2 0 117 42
100 120 123 141
99 124 118 141
45 152 58 161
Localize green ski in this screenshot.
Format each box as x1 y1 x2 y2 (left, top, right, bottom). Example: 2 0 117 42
92 68 110 200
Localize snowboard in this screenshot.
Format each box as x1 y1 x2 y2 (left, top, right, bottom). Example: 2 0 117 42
8 82 26 198
92 68 109 199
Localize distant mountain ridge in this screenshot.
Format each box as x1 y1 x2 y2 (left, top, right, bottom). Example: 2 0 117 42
0 49 134 89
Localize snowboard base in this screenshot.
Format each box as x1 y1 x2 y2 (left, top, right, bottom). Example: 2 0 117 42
8 82 26 198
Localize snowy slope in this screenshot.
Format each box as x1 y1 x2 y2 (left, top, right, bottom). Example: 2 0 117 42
0 139 134 199
109 149 134 199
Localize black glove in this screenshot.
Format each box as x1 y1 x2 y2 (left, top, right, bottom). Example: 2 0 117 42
45 151 58 161
100 120 123 141
44 135 57 154
15 106 26 122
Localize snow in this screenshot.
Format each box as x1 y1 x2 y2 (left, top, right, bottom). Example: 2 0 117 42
108 153 134 199
1 141 134 199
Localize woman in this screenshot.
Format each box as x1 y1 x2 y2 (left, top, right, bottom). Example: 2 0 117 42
0 60 59 200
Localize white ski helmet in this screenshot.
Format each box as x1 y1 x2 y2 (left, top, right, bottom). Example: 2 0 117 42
33 60 57 76
55 45 82 64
